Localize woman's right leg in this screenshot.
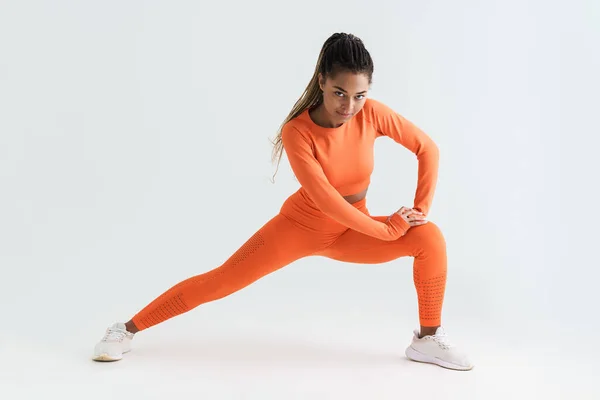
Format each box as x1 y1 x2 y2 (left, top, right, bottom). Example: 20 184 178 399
92 210 331 361
128 213 323 332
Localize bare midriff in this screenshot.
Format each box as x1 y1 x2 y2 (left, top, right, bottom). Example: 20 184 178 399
343 188 368 204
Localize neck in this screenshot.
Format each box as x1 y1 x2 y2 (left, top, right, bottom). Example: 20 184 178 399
309 105 340 128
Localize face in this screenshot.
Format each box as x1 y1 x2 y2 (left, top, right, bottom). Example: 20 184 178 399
318 70 370 125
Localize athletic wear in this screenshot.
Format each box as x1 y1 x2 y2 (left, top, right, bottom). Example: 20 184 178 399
94 97 457 367
405 326 474 370
284 98 439 241
128 98 445 332
130 194 447 331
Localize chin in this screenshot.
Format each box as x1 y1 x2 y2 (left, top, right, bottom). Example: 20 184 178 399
336 111 353 119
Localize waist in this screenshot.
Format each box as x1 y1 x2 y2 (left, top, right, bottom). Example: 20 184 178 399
343 187 368 204
293 187 368 208
280 188 369 232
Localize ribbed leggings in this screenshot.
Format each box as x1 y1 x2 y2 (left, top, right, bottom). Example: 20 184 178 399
131 189 447 331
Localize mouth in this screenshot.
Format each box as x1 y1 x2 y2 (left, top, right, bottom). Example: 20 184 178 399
337 111 353 118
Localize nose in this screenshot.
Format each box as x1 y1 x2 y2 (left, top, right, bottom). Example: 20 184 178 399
340 98 354 112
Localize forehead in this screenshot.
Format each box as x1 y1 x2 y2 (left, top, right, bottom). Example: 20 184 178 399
327 71 370 91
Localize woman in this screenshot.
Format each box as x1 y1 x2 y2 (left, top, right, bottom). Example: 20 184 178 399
93 32 473 371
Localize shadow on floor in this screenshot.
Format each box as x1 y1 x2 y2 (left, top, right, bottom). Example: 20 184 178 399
129 334 413 368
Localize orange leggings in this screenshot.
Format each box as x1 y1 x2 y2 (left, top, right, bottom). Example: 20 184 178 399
131 189 447 331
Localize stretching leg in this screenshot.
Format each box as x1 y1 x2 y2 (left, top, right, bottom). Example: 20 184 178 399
317 216 447 336
127 213 327 332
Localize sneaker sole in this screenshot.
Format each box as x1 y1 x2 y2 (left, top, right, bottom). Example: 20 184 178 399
92 348 130 362
92 353 123 362
405 345 473 371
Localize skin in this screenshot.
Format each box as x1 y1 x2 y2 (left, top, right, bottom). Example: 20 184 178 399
124 71 436 338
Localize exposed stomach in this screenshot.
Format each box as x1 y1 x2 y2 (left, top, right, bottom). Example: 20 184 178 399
343 187 368 204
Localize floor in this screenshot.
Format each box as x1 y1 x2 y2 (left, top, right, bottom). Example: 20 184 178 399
2 309 597 399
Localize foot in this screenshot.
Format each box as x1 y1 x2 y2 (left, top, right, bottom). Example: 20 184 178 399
405 326 473 370
92 322 135 362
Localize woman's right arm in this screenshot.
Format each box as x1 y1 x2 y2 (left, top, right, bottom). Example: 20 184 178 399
282 125 410 241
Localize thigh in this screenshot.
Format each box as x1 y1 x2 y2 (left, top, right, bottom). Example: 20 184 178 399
223 214 324 275
214 213 330 283
131 213 329 329
317 215 440 264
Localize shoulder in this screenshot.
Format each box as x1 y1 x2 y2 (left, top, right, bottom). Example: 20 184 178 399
282 117 313 149
360 98 398 136
362 97 397 120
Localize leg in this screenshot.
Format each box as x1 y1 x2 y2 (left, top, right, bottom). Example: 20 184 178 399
128 213 327 332
318 215 472 370
92 212 332 361
318 216 447 334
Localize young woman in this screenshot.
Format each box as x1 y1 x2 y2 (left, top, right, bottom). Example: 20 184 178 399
93 32 473 371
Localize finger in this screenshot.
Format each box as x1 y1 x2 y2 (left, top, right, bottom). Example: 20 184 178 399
397 208 410 215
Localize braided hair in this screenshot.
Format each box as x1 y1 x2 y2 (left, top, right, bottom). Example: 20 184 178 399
270 33 374 180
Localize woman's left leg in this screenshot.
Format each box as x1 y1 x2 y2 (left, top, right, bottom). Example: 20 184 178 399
317 216 447 332
317 214 473 370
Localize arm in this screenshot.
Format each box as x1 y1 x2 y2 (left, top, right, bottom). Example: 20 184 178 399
371 100 440 216
282 125 410 241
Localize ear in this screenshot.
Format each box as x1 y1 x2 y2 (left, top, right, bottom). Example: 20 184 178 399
318 73 325 91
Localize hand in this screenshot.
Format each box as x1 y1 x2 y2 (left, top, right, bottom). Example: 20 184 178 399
396 206 428 227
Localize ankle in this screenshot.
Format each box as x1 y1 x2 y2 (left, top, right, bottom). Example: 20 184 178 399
419 326 440 338
125 320 139 334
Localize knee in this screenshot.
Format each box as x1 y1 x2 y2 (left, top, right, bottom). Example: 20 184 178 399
410 221 446 254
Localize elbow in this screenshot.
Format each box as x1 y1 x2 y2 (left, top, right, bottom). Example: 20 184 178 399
301 187 334 214
313 195 336 216
427 137 439 156
431 142 440 160
416 140 439 161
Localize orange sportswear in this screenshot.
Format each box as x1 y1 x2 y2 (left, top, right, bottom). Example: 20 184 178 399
130 98 447 331
282 98 439 241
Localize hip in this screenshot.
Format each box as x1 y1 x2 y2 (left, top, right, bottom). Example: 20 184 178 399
279 188 370 235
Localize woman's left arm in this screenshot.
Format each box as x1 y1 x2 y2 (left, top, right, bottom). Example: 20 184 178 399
369 99 440 216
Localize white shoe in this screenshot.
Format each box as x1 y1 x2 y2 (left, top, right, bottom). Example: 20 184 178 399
405 326 473 370
92 322 134 361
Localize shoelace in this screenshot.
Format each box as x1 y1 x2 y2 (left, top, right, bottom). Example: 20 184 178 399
431 332 455 350
102 327 126 342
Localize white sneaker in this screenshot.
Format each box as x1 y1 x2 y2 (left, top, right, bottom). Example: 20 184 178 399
405 326 473 370
92 322 134 362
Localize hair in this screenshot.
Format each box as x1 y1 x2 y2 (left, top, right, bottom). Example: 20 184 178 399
270 32 374 181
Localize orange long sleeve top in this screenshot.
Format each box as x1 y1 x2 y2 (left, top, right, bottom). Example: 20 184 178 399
282 98 439 241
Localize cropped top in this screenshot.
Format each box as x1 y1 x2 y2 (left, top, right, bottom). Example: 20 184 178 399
281 98 439 241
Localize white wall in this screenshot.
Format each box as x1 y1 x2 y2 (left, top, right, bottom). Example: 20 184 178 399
1 0 598 348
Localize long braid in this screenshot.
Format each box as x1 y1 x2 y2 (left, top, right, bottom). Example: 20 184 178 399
270 33 374 182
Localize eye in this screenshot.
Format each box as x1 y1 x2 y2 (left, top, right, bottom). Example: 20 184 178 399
356 94 365 100
334 91 345 97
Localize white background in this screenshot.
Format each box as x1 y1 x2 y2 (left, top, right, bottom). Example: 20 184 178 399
1 0 599 398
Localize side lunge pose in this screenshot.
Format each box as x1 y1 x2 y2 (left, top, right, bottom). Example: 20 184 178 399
93 32 473 371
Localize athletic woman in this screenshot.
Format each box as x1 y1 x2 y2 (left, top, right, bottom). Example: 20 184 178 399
93 32 473 371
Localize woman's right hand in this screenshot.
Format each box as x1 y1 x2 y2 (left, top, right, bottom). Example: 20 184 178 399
396 206 428 227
